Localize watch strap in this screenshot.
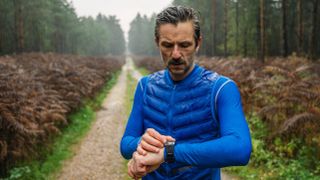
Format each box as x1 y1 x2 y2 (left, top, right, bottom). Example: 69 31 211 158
165 141 175 163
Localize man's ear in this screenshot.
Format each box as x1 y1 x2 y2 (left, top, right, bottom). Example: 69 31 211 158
196 35 202 52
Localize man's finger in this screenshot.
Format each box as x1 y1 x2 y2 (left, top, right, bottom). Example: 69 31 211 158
146 128 166 143
133 165 147 178
164 135 175 142
136 163 147 173
142 133 164 148
128 168 134 178
137 145 147 155
127 160 135 178
140 140 160 153
132 152 148 175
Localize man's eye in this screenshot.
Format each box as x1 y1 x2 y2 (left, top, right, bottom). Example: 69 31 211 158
180 43 191 48
162 43 173 48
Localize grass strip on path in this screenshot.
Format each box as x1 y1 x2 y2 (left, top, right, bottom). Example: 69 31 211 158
122 70 138 180
136 67 150 76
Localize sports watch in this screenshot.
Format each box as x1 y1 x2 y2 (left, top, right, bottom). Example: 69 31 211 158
164 141 175 163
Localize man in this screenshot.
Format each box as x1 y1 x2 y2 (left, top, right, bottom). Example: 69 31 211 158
120 6 252 180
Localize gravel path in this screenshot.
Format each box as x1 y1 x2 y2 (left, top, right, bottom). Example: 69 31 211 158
57 59 130 180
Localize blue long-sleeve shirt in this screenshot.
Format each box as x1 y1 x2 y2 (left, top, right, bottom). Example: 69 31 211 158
120 71 252 169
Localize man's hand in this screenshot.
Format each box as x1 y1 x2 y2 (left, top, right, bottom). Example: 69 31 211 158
128 128 175 178
127 152 147 179
138 128 175 155
128 149 165 179
136 148 165 166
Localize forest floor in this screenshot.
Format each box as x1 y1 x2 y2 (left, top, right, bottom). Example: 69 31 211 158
56 57 237 180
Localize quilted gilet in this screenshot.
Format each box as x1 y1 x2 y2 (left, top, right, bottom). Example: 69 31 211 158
142 65 227 179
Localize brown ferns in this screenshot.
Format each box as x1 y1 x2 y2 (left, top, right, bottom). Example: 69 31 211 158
199 56 320 146
0 53 124 176
132 56 164 73
132 55 320 146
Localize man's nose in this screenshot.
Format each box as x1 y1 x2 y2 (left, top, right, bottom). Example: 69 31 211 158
172 45 182 59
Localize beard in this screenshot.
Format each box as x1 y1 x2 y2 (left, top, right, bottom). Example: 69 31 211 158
167 57 194 77
160 53 195 80
168 58 185 66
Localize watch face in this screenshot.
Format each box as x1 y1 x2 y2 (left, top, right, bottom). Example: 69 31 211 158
165 141 175 146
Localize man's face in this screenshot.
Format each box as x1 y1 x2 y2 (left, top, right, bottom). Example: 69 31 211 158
157 21 201 81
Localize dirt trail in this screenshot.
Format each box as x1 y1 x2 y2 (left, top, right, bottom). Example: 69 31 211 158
57 59 131 180
126 57 142 81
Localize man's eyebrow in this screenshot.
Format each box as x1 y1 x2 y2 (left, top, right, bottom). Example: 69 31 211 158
161 40 192 43
179 41 192 44
160 40 173 44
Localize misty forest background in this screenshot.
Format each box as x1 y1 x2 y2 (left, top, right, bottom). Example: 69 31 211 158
0 0 126 56
0 0 320 179
0 0 319 60
129 0 320 61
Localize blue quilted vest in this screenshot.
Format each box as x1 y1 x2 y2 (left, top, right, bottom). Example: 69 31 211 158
142 64 230 180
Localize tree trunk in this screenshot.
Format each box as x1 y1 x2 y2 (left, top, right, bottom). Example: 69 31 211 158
224 0 228 57
259 0 265 62
242 1 248 57
0 20 2 54
235 0 239 55
13 0 24 53
297 0 303 56
212 0 217 56
244 27 248 57
282 0 288 57
309 0 319 60
0 2 2 53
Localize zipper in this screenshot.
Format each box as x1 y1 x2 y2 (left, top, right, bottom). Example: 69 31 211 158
167 84 176 136
165 84 176 178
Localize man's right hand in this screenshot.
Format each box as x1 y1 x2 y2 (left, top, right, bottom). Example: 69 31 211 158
128 148 165 179
130 128 175 178
137 128 175 155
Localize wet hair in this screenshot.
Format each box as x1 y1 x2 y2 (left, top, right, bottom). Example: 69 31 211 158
155 6 201 47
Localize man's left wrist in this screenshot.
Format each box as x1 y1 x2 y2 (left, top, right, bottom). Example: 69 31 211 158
160 148 165 163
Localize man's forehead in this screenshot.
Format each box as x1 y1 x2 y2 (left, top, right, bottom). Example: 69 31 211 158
158 22 194 40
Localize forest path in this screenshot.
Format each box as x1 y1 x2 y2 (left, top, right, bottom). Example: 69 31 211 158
57 58 131 180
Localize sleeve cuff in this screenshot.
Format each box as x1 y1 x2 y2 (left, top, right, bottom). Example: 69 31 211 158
137 136 142 146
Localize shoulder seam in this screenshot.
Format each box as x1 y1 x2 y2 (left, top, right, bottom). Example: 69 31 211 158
139 80 144 92
214 79 233 113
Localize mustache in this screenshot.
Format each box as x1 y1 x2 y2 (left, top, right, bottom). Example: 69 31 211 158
168 59 185 65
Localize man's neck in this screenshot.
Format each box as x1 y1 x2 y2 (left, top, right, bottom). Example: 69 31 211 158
170 63 195 82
